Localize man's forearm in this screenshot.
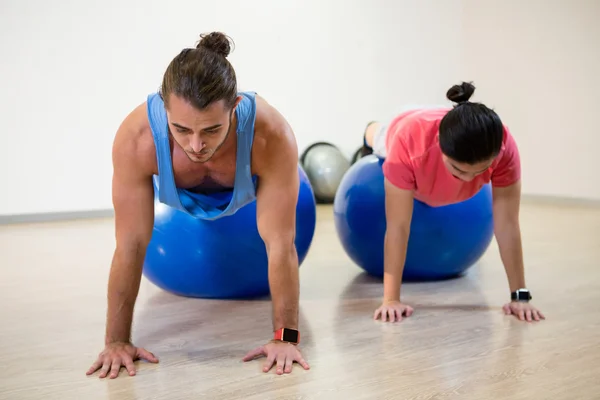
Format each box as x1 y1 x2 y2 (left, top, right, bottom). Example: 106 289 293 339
105 248 145 344
383 227 410 302
494 221 526 292
267 241 299 331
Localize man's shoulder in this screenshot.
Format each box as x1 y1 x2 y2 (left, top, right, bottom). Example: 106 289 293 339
253 95 293 138
251 95 298 174
112 101 158 175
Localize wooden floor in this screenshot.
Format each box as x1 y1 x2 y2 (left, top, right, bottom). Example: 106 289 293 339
0 201 599 400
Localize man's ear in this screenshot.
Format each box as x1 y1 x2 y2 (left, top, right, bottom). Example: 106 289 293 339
232 95 243 112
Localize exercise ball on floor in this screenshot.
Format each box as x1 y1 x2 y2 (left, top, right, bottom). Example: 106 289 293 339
300 142 351 203
142 165 317 299
333 155 494 281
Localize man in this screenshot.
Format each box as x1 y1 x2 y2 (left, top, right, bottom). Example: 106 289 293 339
86 32 309 379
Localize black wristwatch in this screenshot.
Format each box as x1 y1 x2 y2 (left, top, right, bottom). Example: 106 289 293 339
511 288 532 302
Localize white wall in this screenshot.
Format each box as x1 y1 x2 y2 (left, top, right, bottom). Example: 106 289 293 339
462 0 600 201
0 0 464 216
2 1 599 217
3 0 598 216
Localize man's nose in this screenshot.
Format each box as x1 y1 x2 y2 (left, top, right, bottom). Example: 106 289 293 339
190 135 205 153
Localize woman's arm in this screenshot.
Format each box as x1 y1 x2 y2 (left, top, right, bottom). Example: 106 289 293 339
492 180 526 291
492 180 545 322
374 178 415 322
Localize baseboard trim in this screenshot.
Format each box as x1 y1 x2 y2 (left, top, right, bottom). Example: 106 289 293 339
0 194 598 225
521 194 600 208
0 209 115 225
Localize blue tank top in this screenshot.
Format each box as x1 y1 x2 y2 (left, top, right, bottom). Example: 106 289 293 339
146 91 258 220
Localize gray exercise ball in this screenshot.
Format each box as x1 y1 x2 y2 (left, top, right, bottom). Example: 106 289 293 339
300 142 351 203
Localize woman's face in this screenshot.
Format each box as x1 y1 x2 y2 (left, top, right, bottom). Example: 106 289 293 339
441 153 495 182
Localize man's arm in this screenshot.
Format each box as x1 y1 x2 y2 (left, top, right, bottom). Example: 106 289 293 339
492 180 526 292
241 100 309 374
87 114 159 378
105 126 155 344
255 129 300 333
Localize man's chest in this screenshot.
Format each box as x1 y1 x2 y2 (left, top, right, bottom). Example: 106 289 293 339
170 148 238 192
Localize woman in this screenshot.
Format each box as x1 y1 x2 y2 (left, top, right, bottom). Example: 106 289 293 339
359 82 545 323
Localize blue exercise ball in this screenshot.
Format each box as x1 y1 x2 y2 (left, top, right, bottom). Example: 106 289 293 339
333 155 494 280
142 165 317 299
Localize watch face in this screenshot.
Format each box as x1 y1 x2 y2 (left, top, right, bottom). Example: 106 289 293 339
283 329 299 343
515 290 531 300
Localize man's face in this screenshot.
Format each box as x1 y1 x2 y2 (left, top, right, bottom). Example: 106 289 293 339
166 94 239 163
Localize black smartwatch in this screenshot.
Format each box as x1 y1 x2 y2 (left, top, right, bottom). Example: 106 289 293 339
511 288 532 302
274 328 300 345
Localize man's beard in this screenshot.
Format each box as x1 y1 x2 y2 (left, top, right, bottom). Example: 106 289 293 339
186 123 232 163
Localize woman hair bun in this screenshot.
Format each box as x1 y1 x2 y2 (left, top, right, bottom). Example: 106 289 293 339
197 32 233 57
446 81 475 103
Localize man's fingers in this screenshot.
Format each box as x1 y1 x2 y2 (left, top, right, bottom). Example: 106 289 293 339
296 355 310 370
275 354 285 375
284 356 294 374
137 348 159 363
123 357 137 376
86 359 102 375
525 310 533 322
243 346 265 362
98 361 111 379
405 307 414 317
246 343 311 375
109 360 122 379
262 354 276 373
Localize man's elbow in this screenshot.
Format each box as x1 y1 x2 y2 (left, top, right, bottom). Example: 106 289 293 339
263 231 296 253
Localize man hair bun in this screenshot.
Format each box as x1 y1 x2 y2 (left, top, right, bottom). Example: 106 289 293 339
196 32 233 57
446 81 476 103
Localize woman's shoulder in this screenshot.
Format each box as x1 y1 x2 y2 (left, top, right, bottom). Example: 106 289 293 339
388 107 451 159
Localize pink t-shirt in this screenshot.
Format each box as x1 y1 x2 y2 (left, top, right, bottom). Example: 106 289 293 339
382 108 521 207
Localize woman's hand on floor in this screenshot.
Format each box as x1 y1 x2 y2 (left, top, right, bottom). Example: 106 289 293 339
374 300 414 322
503 301 546 322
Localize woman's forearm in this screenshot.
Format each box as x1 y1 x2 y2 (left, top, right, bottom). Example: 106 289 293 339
382 227 410 302
494 220 527 292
